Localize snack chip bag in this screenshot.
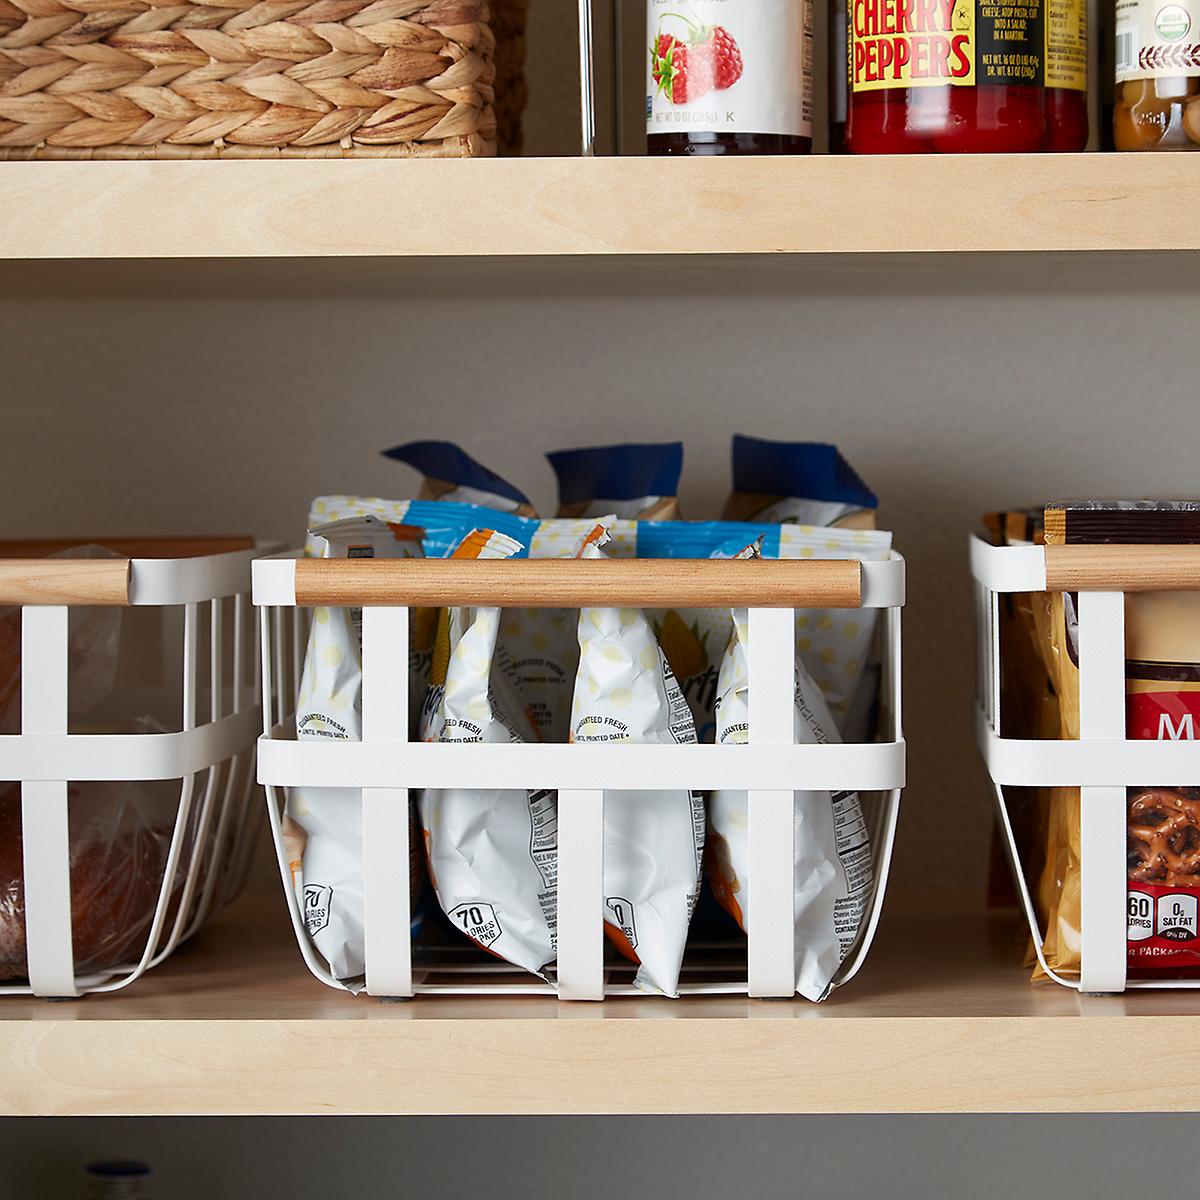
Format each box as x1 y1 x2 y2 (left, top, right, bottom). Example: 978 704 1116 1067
419 528 558 980
639 520 893 741
285 516 424 983
548 442 684 520
707 542 875 1001
571 526 704 997
377 446 537 733
383 440 538 517
722 435 878 529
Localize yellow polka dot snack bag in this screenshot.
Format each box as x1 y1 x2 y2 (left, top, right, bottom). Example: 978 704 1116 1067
286 515 425 984
639 520 893 742
571 526 705 997
419 529 558 981
707 542 874 1002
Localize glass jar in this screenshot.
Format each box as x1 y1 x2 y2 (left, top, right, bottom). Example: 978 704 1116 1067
1114 0 1200 149
647 0 814 154
844 0 1088 152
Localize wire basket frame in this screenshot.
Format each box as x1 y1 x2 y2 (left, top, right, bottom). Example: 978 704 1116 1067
972 534 1200 994
255 552 906 1001
0 543 268 998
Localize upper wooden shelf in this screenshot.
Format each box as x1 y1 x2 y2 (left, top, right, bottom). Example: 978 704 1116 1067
3 155 1199 260
3 885 1199 1117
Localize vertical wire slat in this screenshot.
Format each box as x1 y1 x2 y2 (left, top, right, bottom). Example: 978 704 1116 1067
20 605 78 998
1077 591 1130 995
557 787 605 1000
747 607 798 998
361 606 413 999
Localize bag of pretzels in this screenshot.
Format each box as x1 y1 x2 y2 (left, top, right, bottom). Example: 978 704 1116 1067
1035 501 1200 980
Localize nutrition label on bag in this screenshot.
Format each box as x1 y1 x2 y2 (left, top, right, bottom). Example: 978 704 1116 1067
527 789 558 951
1128 884 1200 971
832 792 873 954
529 790 557 879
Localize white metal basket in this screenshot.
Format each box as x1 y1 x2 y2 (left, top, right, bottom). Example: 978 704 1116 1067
972 533 1200 994
255 551 906 1001
0 539 267 998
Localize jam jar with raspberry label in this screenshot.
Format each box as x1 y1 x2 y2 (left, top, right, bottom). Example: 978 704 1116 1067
845 0 1088 151
1114 0 1200 148
647 0 814 154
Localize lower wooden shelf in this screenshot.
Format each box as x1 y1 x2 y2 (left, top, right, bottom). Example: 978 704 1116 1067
0 886 1193 1117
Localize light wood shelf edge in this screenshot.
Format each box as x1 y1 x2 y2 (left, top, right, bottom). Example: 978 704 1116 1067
2 889 1199 1117
3 155 1199 260
1 1013 1189 1117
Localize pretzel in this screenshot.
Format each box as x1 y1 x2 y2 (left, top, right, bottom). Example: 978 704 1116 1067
1128 788 1200 884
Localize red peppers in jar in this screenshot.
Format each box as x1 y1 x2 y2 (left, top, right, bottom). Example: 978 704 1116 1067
845 0 1087 152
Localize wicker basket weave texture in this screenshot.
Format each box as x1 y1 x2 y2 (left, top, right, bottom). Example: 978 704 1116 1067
0 0 527 158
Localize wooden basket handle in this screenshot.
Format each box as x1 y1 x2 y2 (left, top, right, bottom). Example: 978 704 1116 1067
0 559 131 606
1044 544 1200 592
293 557 864 609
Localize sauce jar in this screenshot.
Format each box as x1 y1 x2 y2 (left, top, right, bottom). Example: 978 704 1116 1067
647 0 814 154
844 0 1088 152
1114 0 1200 149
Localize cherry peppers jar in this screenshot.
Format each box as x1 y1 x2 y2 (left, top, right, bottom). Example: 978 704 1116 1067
1114 0 1200 149
845 0 1088 152
647 0 814 154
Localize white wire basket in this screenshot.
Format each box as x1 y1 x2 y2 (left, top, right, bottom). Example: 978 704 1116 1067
0 538 267 998
255 551 906 1001
972 533 1200 994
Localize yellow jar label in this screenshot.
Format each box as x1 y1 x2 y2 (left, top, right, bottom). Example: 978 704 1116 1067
1046 0 1087 89
850 0 1085 91
849 0 976 90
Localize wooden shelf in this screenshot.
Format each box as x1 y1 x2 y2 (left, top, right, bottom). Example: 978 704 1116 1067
3 155 1200 260
3 886 1199 1117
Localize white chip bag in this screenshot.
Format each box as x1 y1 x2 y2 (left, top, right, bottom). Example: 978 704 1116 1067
570 526 704 997
708 549 874 1001
419 528 557 980
285 515 424 983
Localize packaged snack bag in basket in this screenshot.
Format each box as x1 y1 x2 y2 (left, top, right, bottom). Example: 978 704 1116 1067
382 440 538 517
419 529 558 981
571 525 704 997
547 442 684 520
285 516 425 984
638 518 893 742
1031 501 1200 982
369 446 540 734
722 435 878 529
706 541 875 1001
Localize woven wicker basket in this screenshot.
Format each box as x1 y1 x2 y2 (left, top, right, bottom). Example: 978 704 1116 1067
0 0 528 159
